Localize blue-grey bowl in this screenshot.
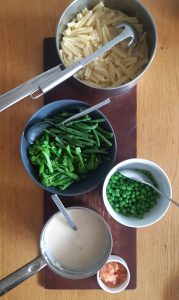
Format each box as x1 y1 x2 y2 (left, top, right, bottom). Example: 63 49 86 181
21 99 117 196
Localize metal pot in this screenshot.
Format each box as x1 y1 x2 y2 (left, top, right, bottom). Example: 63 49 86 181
56 0 157 94
0 0 157 111
0 207 113 296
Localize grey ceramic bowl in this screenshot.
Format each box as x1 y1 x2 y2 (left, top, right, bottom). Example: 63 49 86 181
21 99 117 196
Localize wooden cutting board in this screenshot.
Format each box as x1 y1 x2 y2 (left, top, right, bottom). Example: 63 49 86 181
43 38 137 290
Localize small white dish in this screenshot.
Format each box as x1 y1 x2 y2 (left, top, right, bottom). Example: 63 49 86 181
103 158 172 228
97 255 130 293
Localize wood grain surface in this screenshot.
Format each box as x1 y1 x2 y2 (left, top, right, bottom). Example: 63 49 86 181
0 0 179 299
42 40 137 288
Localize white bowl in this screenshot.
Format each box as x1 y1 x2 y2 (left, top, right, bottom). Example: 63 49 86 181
97 255 130 293
102 158 172 228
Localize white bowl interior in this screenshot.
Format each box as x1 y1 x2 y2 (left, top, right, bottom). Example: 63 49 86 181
103 159 172 228
97 255 130 293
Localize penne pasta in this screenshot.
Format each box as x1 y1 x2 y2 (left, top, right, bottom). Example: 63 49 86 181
60 1 149 88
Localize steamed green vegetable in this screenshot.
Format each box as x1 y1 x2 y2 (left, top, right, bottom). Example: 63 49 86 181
29 111 113 190
107 171 159 219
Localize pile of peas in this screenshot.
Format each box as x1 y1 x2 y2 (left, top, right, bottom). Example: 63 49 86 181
106 171 160 219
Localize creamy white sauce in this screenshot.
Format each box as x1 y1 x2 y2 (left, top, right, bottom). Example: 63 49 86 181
44 209 109 270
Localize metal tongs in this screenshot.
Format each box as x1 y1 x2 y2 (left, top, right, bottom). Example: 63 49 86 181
0 23 137 112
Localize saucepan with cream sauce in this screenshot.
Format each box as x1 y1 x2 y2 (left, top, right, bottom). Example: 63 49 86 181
0 207 112 296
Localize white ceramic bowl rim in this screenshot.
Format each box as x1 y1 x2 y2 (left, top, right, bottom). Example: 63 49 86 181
97 255 130 293
102 158 172 228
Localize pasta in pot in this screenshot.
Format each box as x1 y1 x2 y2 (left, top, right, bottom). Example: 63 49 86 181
59 1 148 88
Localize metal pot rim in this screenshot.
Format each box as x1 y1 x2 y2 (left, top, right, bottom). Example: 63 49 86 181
40 206 113 279
55 0 157 91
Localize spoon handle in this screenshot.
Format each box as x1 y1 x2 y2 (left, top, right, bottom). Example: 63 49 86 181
33 24 134 98
148 184 179 208
62 98 110 125
51 194 77 230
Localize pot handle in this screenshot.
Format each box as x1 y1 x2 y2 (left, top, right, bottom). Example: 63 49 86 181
30 61 82 99
0 256 47 297
0 64 63 112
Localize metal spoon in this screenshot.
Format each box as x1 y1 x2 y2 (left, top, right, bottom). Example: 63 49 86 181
119 169 178 207
31 22 137 99
0 22 137 112
51 194 77 231
26 97 110 144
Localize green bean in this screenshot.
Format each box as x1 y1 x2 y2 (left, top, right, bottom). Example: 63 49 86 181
65 115 91 125
74 123 98 130
97 126 114 138
86 118 105 123
92 129 100 147
29 110 113 191
83 149 108 154
96 130 112 147
58 125 89 137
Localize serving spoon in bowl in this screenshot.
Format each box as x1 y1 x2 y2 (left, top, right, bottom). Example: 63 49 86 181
0 22 137 112
119 169 179 208
25 97 110 144
51 194 77 231
30 22 138 100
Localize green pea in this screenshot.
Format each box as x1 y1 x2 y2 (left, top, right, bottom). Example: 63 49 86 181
107 171 158 219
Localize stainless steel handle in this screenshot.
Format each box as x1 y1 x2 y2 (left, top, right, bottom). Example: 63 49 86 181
31 61 82 99
0 257 47 297
148 184 179 208
0 23 135 110
62 98 110 124
80 23 135 67
0 64 63 112
51 194 77 231
31 23 134 99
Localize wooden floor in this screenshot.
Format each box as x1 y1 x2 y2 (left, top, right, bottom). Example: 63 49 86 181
0 0 179 299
